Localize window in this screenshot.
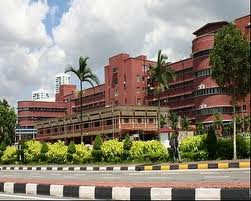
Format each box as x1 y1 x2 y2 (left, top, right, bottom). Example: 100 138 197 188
137 87 141 93
124 118 129 123
137 75 141 82
84 123 89 128
243 105 246 111
94 122 100 127
54 128 57 132
195 87 225 97
106 119 112 125
76 125 80 130
149 118 154 123
68 126 72 130
195 68 212 77
193 49 210 58
142 64 145 72
61 127 64 132
138 118 142 123
114 89 118 97
137 98 141 105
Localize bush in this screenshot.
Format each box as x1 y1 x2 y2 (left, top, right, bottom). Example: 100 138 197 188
129 140 168 162
216 137 233 160
123 134 132 160
244 136 250 157
23 140 42 163
179 134 208 161
101 140 123 162
46 141 67 164
67 141 76 162
206 127 217 160
92 135 103 162
1 146 18 164
73 144 92 164
40 142 49 162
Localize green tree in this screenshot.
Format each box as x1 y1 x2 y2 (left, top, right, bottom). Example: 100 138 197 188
92 135 103 162
243 115 250 132
206 126 217 160
149 50 176 135
123 134 132 160
235 114 243 134
213 113 223 136
210 24 250 159
159 114 167 128
67 141 76 162
0 99 17 146
65 57 100 144
196 121 204 135
168 111 179 130
40 142 48 162
181 116 189 131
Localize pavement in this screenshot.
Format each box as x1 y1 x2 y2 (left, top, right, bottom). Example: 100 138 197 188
0 159 249 171
0 168 250 200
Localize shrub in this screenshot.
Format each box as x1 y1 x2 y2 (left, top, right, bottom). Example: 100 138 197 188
236 135 249 159
73 144 92 164
216 137 233 160
129 140 168 162
123 134 132 160
46 141 67 164
179 134 208 161
1 146 18 164
67 141 76 162
40 142 49 162
244 136 250 157
101 140 123 162
23 140 42 163
206 127 217 160
92 135 103 162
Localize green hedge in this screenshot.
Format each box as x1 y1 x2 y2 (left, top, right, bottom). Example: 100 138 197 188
23 140 42 163
179 134 208 161
1 146 19 164
101 140 123 162
46 141 68 164
129 140 168 162
73 144 92 164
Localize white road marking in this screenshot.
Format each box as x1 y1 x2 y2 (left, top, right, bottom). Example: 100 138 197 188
0 193 70 200
204 176 230 179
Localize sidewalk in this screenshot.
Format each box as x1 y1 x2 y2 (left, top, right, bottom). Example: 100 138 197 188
0 159 249 172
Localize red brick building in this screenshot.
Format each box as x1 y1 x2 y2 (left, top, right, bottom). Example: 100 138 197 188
17 15 250 142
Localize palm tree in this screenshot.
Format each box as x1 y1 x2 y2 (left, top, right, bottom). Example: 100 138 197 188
65 56 100 144
243 115 250 132
149 49 176 135
213 112 223 136
181 116 190 131
168 111 179 130
196 121 204 135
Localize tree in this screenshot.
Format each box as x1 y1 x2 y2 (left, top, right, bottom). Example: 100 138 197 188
0 99 17 146
149 50 176 135
159 114 167 128
67 141 76 162
91 135 103 162
196 121 204 135
213 113 223 136
65 57 100 143
123 134 132 160
168 111 179 130
210 23 250 159
181 116 189 131
243 115 250 132
206 126 217 160
235 114 243 134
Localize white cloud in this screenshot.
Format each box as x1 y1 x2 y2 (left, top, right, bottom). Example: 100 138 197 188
0 0 249 107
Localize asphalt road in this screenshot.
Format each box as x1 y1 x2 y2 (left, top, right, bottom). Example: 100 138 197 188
0 192 79 200
0 168 249 182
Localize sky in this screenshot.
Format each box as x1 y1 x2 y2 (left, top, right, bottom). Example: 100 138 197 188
0 0 249 107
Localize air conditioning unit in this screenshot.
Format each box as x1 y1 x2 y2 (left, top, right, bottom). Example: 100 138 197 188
198 84 205 89
199 104 207 109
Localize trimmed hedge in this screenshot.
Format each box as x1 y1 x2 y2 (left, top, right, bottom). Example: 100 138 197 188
73 144 92 164
101 140 123 162
129 140 168 162
23 140 42 163
1 146 18 164
46 141 68 164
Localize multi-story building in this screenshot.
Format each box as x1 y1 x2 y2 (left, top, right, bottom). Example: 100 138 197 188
17 14 250 143
32 89 50 101
55 73 71 93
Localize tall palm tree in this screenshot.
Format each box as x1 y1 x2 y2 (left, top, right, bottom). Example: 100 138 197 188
168 111 179 130
213 112 223 136
65 56 100 144
150 49 176 135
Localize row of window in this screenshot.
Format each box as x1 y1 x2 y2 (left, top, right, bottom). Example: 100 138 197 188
169 80 194 89
193 49 210 58
194 87 225 96
196 107 240 116
195 68 212 77
176 67 193 77
18 107 65 112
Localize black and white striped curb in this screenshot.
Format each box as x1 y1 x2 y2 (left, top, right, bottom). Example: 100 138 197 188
0 182 250 200
0 166 137 171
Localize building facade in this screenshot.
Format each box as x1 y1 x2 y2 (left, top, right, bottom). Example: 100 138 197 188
55 73 71 93
17 14 250 143
32 89 50 101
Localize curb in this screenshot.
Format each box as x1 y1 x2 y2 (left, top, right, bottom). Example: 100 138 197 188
0 182 250 200
0 161 249 172
137 161 250 171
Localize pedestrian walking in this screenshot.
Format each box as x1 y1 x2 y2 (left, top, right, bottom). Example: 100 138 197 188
169 131 181 162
